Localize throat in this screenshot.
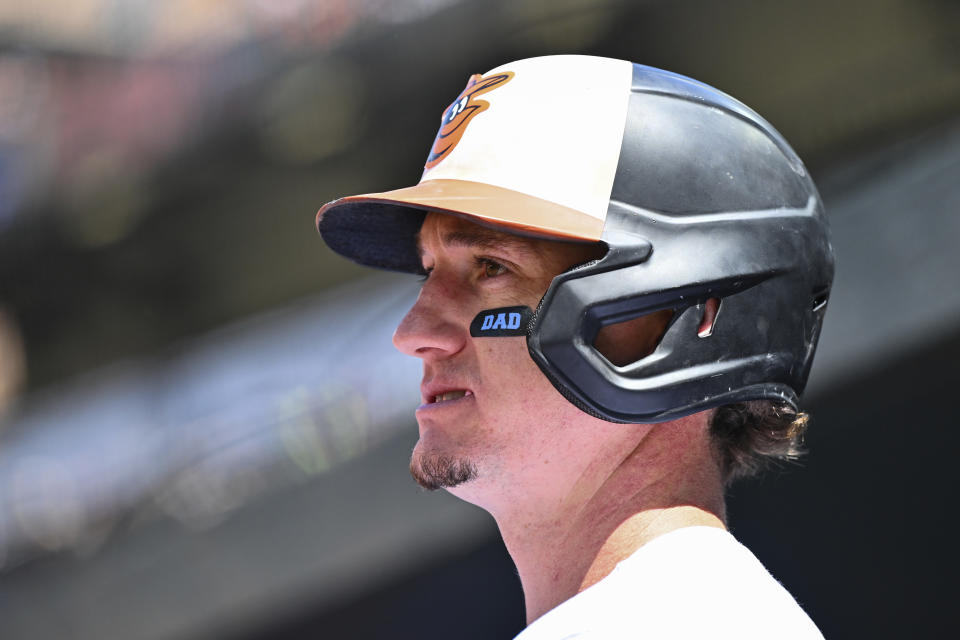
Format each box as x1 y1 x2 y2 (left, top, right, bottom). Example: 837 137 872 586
504 505 726 625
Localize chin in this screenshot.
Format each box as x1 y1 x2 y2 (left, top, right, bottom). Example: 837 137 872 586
409 442 479 491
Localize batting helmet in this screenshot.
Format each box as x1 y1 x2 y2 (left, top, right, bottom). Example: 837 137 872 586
316 55 834 423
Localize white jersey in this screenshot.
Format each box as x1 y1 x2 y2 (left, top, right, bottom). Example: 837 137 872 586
514 526 823 640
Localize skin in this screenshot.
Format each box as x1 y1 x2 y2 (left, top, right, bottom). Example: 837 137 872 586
393 212 727 624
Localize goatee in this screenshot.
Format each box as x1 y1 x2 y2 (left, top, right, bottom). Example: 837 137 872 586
410 454 478 490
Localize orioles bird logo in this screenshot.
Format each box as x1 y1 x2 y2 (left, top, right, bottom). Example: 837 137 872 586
424 71 514 170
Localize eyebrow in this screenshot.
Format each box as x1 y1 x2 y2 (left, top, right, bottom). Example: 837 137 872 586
416 226 541 261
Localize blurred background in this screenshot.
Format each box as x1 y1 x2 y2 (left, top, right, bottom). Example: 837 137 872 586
0 0 957 638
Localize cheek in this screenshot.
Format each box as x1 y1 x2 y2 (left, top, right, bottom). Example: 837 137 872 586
475 336 528 369
474 337 566 415
475 337 538 397
472 338 595 466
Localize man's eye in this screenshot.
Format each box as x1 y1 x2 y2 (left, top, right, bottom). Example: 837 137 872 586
478 258 507 278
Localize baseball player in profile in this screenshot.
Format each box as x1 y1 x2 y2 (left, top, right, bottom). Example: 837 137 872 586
317 56 832 638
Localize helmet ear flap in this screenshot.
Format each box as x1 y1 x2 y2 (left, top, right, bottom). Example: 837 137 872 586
527 204 819 423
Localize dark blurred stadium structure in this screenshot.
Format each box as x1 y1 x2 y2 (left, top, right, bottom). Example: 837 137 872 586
0 1 957 638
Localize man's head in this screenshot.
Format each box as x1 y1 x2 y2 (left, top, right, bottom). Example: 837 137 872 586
394 211 694 507
395 212 600 492
395 213 598 491
316 55 833 489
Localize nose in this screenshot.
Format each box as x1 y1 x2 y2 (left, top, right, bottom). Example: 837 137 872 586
392 277 467 360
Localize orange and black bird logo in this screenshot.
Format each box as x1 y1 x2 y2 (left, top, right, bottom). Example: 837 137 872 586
424 71 514 170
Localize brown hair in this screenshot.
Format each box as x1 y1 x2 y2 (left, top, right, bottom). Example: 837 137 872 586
709 401 809 485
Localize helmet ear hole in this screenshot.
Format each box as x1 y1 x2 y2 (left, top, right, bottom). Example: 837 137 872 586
592 309 674 367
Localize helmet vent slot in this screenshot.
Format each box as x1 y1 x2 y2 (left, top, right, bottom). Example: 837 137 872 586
697 298 721 338
811 288 829 312
592 309 674 367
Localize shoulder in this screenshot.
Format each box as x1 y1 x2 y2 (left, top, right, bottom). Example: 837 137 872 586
514 527 823 640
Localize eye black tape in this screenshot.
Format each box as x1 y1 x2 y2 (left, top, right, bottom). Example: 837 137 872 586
470 306 533 337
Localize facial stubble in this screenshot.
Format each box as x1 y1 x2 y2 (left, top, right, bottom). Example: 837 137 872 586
409 451 479 490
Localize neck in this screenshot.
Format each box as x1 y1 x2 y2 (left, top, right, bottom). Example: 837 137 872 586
491 416 727 624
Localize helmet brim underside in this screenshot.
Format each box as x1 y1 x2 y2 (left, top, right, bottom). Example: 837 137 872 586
316 178 604 274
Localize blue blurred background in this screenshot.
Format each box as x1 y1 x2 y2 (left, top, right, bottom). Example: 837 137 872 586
0 1 957 638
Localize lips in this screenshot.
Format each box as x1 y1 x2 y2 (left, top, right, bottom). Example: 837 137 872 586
432 389 473 403
420 381 475 406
